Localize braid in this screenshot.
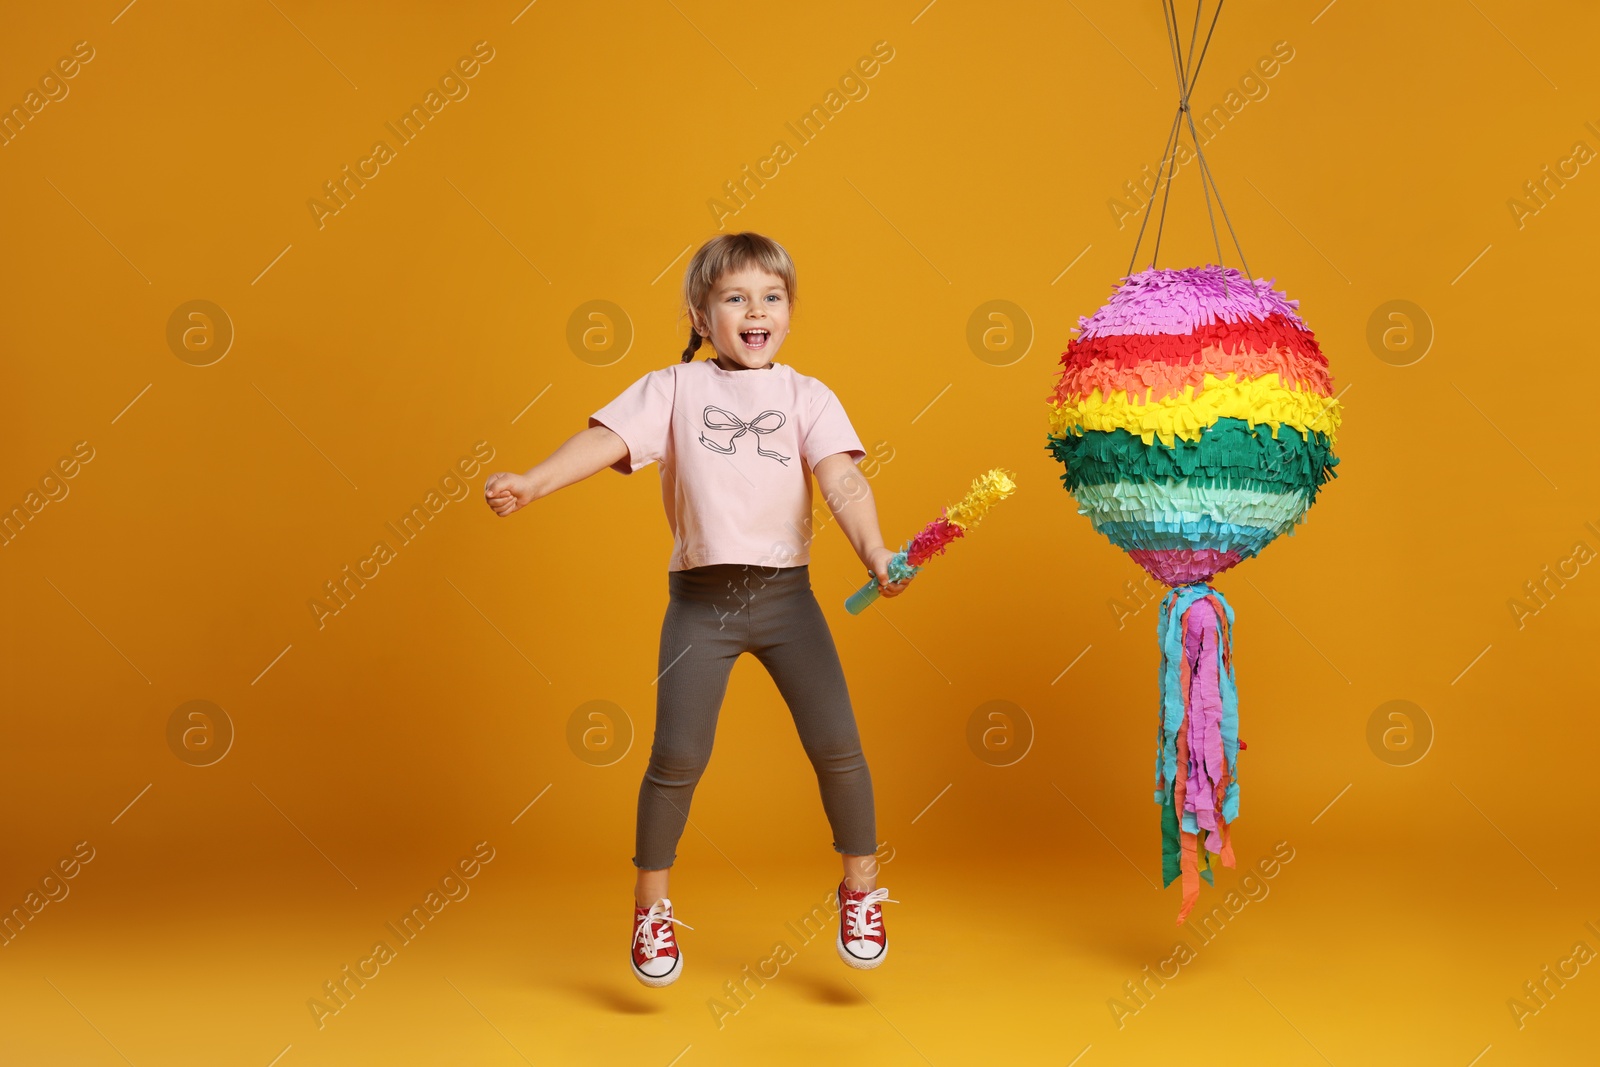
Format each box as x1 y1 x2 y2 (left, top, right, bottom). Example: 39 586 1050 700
678 313 704 367
680 328 703 363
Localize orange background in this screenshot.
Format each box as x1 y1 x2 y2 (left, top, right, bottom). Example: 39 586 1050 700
3 1 1597 1063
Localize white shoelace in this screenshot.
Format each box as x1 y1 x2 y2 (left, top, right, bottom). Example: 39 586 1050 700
844 887 897 939
635 898 693 959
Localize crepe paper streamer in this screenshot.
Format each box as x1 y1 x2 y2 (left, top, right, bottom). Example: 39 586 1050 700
1044 265 1342 924
845 468 1017 615
1157 584 1238 924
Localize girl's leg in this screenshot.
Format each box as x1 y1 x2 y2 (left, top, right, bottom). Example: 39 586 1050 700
748 568 878 870
635 868 671 909
842 852 879 893
632 567 747 899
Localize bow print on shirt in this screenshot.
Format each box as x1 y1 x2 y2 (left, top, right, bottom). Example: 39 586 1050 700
698 406 790 465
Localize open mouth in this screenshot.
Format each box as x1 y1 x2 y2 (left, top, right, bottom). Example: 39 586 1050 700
739 328 769 350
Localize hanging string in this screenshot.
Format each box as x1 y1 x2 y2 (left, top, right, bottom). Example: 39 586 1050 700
1126 0 1257 290
1129 1 1214 275
1150 0 1213 269
1150 0 1214 269
1152 0 1203 271
1125 109 1184 278
1173 1 1263 305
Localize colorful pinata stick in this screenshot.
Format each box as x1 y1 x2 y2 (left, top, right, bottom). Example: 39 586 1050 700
845 468 1017 615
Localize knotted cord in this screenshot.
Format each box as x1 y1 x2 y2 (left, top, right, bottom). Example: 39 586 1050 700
1126 0 1255 287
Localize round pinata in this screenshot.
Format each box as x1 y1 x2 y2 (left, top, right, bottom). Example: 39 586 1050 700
1044 263 1343 925
1046 265 1341 585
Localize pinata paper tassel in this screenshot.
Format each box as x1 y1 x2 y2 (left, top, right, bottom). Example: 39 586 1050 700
1155 582 1240 926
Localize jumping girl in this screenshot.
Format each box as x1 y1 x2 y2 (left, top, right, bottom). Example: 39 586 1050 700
484 232 907 987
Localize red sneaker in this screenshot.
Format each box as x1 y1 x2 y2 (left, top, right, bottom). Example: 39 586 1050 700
836 882 896 969
631 898 691 987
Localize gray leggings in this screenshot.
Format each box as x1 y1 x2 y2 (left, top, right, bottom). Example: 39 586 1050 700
633 563 877 869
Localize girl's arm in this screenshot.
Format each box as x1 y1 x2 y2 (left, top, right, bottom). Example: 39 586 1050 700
484 425 629 517
813 452 912 599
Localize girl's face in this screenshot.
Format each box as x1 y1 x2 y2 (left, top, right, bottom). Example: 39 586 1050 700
694 266 791 371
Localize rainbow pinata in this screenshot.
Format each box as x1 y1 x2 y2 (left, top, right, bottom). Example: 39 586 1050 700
1046 265 1341 584
1044 264 1342 925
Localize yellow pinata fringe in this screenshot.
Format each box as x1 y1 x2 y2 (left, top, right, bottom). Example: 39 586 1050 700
945 467 1018 529
1045 371 1343 447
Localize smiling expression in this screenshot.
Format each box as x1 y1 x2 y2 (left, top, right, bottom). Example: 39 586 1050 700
693 266 792 371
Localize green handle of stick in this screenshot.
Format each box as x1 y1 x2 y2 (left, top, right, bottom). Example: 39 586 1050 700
845 576 881 615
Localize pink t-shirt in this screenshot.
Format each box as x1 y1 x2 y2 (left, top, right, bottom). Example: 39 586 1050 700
589 359 866 571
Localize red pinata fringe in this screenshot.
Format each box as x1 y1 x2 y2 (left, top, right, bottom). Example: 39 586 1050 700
905 515 965 567
1062 313 1327 372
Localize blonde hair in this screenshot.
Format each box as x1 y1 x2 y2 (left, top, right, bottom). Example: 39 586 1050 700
680 232 797 362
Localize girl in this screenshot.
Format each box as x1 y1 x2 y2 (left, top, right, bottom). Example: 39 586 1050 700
484 232 907 987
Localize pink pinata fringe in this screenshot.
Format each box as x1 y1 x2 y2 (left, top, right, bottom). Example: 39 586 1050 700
1075 265 1309 340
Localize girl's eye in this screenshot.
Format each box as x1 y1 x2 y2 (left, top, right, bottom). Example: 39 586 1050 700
765 294 781 302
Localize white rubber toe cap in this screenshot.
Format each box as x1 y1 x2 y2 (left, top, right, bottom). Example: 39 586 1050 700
836 934 888 970
631 952 682 987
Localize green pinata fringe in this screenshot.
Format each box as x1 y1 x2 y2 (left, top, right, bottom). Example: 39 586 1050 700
1046 417 1339 500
